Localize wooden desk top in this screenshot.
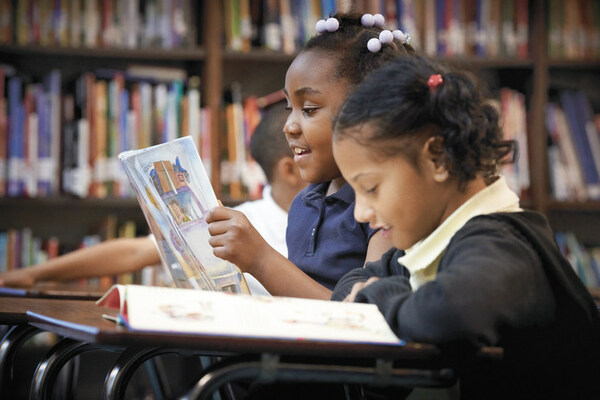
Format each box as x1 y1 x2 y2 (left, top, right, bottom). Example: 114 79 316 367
0 297 95 325
22 298 443 362
0 282 108 300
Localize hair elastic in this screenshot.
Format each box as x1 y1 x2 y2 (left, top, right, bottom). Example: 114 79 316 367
427 74 443 91
315 17 340 34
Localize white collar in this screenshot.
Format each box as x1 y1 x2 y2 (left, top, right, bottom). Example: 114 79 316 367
398 176 521 288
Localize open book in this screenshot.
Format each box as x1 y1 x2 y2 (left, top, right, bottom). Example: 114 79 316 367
97 284 404 345
118 136 249 294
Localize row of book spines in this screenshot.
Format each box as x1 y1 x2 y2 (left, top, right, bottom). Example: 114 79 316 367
67 73 210 199
0 69 62 198
0 219 144 285
545 90 600 202
556 231 600 288
0 70 211 199
0 0 197 50
223 0 530 59
547 0 600 60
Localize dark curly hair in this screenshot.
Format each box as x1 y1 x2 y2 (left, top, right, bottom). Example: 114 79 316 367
333 55 515 185
303 11 415 86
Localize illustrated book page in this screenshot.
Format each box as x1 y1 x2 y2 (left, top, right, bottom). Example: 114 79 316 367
118 136 248 293
97 284 404 345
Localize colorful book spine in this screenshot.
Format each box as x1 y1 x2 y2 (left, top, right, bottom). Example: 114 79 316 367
7 76 24 197
435 0 447 55
41 70 62 196
24 85 38 198
515 0 528 58
320 0 337 17
0 67 7 196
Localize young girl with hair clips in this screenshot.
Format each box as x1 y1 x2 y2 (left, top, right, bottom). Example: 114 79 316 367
331 55 600 399
206 11 414 300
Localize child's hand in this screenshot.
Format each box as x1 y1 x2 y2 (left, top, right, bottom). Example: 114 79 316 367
343 277 380 302
0 269 36 288
206 206 272 274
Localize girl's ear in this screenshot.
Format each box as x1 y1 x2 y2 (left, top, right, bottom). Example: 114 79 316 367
423 136 449 183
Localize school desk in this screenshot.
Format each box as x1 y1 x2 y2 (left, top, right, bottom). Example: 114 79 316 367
14 297 502 400
0 281 107 300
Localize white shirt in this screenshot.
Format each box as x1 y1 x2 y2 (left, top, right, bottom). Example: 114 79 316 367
398 176 522 290
233 185 288 257
234 185 288 296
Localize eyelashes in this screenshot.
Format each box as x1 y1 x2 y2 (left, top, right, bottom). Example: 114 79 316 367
365 185 378 194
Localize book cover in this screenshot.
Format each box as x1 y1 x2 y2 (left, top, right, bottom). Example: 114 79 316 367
97 284 403 345
118 136 249 294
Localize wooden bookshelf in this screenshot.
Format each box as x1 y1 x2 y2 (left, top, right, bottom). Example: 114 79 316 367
0 0 598 257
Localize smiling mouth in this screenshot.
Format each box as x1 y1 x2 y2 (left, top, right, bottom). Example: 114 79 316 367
293 147 310 155
379 226 392 238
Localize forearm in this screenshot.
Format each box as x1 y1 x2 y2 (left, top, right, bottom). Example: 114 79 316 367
30 237 160 283
332 247 405 301
331 267 379 301
250 248 332 299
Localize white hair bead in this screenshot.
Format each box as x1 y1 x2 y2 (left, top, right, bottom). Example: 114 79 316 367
379 30 394 44
361 13 374 27
325 17 339 32
392 30 404 41
315 19 327 33
367 38 382 53
373 13 385 26
393 29 409 44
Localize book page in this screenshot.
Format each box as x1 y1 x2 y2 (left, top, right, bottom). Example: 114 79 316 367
123 285 403 345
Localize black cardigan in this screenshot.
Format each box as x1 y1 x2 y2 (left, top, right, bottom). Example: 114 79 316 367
332 211 600 399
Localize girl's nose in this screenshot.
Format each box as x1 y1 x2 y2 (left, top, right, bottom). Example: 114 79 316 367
284 114 301 136
353 197 374 224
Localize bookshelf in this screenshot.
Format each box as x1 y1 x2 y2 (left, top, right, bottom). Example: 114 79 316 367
0 0 599 275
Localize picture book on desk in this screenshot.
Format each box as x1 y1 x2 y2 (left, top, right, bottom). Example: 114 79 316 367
97 284 404 345
118 136 249 294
